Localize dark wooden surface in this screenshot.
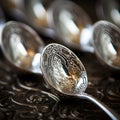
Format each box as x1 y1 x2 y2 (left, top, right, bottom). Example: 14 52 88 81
0 0 120 120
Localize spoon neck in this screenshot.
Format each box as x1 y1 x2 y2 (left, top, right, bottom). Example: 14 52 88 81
80 25 94 53
77 93 119 120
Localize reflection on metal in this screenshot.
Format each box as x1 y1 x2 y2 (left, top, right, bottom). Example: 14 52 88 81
47 0 92 49
1 21 44 74
93 20 120 70
96 0 120 27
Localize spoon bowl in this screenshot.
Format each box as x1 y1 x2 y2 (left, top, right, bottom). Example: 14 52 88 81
1 21 45 74
41 43 120 120
93 20 120 70
47 0 92 50
24 0 55 35
1 0 55 36
40 43 88 96
96 0 120 27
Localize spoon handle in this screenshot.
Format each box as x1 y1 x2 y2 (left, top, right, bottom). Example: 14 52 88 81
78 93 120 120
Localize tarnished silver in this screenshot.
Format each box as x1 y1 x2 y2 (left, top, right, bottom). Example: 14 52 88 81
41 43 120 120
1 21 45 74
24 0 55 36
93 20 120 70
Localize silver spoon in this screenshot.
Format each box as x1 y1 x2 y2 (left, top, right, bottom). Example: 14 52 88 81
47 0 93 51
96 0 120 27
93 20 120 70
40 43 120 120
24 0 55 36
0 21 45 74
0 0 25 20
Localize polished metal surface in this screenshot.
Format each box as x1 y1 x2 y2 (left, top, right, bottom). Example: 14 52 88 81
47 0 92 50
1 21 44 74
96 0 120 27
0 0 55 36
41 43 119 120
41 43 88 95
93 20 120 70
24 0 55 34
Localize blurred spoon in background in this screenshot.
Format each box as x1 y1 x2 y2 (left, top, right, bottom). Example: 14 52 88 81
96 0 120 27
24 0 55 37
0 0 93 43
0 21 45 74
0 0 55 37
93 20 120 70
47 0 93 52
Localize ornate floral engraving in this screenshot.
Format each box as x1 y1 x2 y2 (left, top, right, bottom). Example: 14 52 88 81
41 44 88 94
